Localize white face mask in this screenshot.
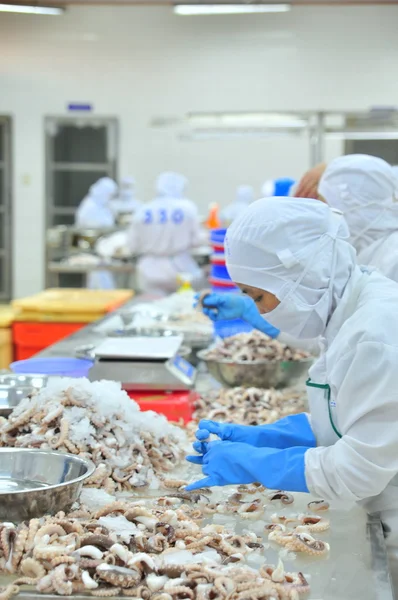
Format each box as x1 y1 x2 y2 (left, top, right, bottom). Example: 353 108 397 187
261 213 341 339
263 292 329 339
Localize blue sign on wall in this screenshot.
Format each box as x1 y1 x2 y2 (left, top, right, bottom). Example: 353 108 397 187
67 103 93 112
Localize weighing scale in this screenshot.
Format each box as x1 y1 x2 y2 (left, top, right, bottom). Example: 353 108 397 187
88 336 196 392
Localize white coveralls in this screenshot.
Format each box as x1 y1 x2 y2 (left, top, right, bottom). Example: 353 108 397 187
226 197 398 591
127 172 203 295
75 177 118 289
220 185 255 224
319 154 398 283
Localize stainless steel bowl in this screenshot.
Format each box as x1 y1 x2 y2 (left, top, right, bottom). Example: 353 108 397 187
197 350 313 389
0 375 49 418
0 449 95 521
0 386 35 418
0 374 48 388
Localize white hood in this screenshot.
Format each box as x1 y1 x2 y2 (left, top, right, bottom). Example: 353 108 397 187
225 197 357 339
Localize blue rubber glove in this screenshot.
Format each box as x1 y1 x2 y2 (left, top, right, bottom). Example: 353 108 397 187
186 440 309 492
195 414 316 450
196 293 280 339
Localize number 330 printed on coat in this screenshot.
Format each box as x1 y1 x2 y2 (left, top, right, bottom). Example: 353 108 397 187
143 209 184 224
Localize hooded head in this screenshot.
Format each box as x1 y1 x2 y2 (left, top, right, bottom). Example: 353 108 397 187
90 177 118 206
156 172 187 199
235 185 255 205
225 197 356 339
319 154 398 254
119 176 136 201
262 178 296 198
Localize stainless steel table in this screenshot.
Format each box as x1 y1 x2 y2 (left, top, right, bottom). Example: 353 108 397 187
34 300 395 600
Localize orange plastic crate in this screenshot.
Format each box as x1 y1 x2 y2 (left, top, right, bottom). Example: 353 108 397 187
13 321 87 360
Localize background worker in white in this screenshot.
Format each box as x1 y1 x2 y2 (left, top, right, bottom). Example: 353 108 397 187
127 171 203 295
76 177 117 229
75 177 118 289
220 185 255 224
190 197 398 588
318 154 398 283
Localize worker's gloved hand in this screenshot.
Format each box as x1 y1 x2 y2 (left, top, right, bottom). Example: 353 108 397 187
194 414 316 450
186 440 309 492
196 293 280 339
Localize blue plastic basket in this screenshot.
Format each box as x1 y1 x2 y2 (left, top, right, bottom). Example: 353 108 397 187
210 264 230 280
10 357 93 378
214 319 253 339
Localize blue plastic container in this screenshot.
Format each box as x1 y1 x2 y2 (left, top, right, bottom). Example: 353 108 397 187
214 319 253 339
211 253 226 264
211 285 239 293
210 264 230 280
210 228 227 245
10 357 93 378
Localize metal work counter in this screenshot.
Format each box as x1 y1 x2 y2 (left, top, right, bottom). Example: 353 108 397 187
36 301 395 600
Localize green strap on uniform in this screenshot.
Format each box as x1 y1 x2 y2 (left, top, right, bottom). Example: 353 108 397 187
306 378 342 439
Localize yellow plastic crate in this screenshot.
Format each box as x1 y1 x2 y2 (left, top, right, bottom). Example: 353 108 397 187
12 289 133 323
0 306 18 328
0 329 12 369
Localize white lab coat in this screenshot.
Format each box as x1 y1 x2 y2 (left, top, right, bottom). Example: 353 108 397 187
127 197 203 295
356 231 398 284
304 267 398 583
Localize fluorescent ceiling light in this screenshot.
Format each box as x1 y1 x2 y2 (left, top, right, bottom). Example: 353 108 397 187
326 131 398 141
188 112 306 129
0 3 64 14
174 4 290 16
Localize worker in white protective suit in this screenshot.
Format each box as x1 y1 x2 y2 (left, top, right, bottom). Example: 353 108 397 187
220 185 255 224
318 154 398 283
76 177 117 228
110 176 142 222
127 172 203 295
190 197 398 591
75 177 118 289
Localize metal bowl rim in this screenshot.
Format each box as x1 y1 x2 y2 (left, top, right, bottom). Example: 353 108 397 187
197 349 313 367
0 448 95 495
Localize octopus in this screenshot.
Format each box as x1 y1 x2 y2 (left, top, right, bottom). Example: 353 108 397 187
0 378 186 492
286 533 330 557
202 330 311 363
96 564 141 588
268 491 294 505
308 500 330 512
299 515 330 533
189 385 307 432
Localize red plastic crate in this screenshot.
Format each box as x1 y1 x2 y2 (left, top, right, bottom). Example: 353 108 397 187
127 390 198 424
13 322 87 360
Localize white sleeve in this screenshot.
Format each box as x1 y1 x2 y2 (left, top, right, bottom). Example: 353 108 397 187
305 341 398 508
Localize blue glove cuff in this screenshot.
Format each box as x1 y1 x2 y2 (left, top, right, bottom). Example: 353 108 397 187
248 445 309 493
255 413 316 449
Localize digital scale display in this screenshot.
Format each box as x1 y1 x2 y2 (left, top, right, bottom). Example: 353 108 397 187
172 355 195 380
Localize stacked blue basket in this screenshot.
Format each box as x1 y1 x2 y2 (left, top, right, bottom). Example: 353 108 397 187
209 229 253 338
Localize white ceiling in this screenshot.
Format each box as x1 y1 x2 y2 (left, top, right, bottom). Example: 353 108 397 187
4 0 398 5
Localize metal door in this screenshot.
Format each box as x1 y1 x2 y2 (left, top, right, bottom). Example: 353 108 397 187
45 117 118 227
0 118 12 301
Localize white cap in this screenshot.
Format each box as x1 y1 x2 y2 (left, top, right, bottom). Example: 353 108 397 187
156 172 187 199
